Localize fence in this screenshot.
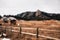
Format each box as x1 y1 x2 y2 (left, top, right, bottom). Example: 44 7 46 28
0 26 60 40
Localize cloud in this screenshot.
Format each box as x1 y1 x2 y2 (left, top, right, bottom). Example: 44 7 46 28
0 0 60 15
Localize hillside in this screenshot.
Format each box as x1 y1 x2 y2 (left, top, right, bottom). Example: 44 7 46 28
15 10 60 20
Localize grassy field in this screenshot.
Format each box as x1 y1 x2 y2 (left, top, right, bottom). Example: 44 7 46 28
0 20 60 40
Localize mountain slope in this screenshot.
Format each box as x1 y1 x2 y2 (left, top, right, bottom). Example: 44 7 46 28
15 10 60 20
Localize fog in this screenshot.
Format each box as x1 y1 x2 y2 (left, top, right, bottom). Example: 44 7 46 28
0 0 60 16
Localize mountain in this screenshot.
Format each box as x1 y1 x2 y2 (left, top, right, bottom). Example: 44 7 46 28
4 10 60 20
15 10 52 20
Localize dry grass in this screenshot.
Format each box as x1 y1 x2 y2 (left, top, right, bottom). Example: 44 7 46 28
16 20 60 30
0 19 60 40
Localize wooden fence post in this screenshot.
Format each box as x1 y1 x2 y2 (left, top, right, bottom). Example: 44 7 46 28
20 27 22 34
36 27 39 40
20 27 22 38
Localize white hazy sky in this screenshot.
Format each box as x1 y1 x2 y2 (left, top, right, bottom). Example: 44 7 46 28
0 0 60 16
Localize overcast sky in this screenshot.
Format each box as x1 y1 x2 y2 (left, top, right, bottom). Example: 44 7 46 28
0 0 60 16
